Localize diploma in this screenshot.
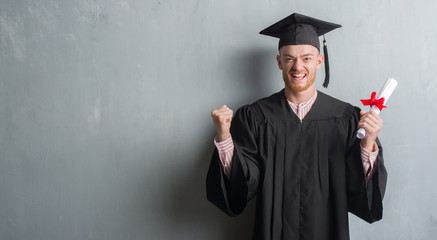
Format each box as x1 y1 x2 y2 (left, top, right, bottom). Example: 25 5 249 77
356 78 398 139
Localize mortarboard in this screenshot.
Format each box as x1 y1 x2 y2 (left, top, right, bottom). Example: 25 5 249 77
260 13 341 88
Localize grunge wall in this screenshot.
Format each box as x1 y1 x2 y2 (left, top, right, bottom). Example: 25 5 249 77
1 0 436 239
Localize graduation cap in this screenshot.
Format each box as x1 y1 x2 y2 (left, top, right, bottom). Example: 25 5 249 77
260 13 341 88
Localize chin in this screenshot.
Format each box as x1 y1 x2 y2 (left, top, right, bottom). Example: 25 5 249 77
285 82 312 93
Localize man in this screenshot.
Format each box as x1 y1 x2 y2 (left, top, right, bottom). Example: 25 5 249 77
206 13 387 240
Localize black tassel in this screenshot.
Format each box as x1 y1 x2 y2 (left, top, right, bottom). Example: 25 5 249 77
323 36 330 88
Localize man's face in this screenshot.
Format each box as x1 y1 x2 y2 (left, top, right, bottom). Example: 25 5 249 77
276 44 324 93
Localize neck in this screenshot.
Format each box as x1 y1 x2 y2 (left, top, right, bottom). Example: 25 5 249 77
284 85 316 104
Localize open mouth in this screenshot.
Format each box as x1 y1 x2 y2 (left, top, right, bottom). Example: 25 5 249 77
291 73 307 81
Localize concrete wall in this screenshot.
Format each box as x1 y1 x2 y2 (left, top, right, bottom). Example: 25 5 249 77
1 0 436 239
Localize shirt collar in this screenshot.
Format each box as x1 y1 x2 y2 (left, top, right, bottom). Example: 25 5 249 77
287 90 318 108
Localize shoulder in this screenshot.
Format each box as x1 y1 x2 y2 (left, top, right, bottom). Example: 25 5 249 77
317 91 349 109
243 89 292 121
316 91 360 118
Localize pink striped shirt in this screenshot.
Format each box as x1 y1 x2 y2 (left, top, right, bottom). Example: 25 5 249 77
288 91 318 121
215 91 378 181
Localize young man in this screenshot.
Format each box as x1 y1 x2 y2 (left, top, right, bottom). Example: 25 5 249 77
207 13 387 240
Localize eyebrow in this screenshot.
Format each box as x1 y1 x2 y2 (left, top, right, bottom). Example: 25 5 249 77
301 53 315 57
282 53 315 57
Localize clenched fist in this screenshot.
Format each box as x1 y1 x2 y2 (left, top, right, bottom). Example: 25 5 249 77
211 105 233 142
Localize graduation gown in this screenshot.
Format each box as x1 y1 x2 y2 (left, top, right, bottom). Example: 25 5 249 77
206 90 387 240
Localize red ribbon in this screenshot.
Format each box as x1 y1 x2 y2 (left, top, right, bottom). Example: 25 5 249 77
360 92 387 111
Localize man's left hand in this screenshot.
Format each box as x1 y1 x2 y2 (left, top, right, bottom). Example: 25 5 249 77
358 110 383 151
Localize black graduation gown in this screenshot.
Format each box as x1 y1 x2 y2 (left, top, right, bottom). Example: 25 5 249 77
206 90 387 240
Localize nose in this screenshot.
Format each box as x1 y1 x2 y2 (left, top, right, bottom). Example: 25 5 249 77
291 59 304 71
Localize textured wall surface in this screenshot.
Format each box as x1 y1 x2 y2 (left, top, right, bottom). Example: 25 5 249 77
1 0 436 239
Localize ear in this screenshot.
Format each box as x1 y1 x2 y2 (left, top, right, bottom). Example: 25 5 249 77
316 54 324 70
276 54 283 70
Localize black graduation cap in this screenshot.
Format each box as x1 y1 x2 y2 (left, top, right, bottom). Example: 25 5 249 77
260 13 341 88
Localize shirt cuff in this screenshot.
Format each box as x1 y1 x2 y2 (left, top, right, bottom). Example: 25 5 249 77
360 142 379 179
214 135 234 153
214 136 234 178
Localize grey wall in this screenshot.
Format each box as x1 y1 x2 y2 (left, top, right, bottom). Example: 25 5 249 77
1 0 436 239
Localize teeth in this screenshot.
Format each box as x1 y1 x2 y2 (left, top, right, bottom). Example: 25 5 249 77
292 74 305 77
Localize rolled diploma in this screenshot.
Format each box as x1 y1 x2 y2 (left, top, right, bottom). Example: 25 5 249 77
356 78 398 139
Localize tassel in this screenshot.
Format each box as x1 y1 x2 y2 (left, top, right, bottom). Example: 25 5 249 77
322 36 330 88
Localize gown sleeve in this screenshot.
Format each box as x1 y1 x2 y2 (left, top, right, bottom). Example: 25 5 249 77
345 105 388 223
206 105 261 216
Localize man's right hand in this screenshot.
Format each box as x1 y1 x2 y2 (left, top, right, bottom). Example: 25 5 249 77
211 105 233 142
